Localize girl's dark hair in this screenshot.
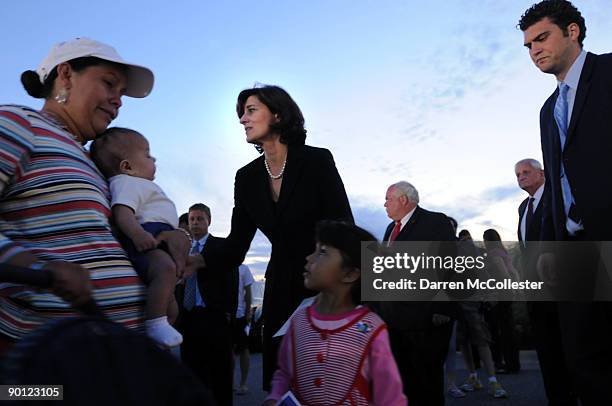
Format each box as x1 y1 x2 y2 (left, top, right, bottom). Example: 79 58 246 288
315 220 378 305
21 57 125 99
236 85 307 153
483 228 505 252
483 228 502 242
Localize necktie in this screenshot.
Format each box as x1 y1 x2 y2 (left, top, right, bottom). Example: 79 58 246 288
388 221 402 246
554 82 580 224
183 242 201 311
525 197 535 236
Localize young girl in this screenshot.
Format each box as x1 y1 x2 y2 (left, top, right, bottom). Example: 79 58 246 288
90 127 185 348
264 220 406 406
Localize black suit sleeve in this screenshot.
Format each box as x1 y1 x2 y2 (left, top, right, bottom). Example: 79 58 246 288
431 214 457 317
430 213 456 242
518 199 527 241
197 236 239 315
539 177 555 242
383 222 393 242
316 149 354 223
202 169 258 269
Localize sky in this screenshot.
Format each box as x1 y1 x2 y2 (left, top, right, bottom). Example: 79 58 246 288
2 1 611 279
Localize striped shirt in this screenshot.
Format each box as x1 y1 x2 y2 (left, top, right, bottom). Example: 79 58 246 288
267 304 407 405
0 104 145 339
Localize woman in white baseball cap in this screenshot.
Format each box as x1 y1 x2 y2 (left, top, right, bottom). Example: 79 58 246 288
0 38 188 355
20 37 154 143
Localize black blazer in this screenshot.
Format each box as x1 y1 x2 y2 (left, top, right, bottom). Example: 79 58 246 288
198 235 238 316
518 194 544 243
176 235 238 317
518 193 545 279
379 206 456 330
383 206 455 243
202 144 353 331
539 52 612 241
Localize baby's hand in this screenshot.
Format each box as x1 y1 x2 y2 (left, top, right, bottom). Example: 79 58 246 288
132 231 158 252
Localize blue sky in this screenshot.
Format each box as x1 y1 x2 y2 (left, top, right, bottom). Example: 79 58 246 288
2 1 611 278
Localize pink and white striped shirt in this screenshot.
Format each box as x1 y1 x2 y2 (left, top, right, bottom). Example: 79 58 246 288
267 304 407 405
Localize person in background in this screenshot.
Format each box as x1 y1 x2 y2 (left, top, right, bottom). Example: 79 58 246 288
515 158 577 405
378 181 455 405
482 228 520 376
444 217 466 398
178 213 190 233
178 203 237 406
233 263 255 395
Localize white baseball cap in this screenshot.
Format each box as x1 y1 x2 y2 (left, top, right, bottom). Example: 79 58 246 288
34 37 154 98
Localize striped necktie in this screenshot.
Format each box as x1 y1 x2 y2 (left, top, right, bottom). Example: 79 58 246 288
183 241 201 310
554 82 580 224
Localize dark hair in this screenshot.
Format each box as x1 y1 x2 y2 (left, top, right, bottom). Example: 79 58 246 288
518 0 586 46
483 229 502 242
315 220 378 305
21 57 127 99
179 213 189 225
483 228 506 252
458 229 472 239
189 203 211 222
447 217 458 232
236 85 307 153
90 127 144 178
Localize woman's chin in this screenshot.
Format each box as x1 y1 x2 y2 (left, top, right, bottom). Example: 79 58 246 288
246 135 262 145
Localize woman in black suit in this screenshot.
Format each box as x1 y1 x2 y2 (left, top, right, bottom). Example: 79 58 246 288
190 85 353 388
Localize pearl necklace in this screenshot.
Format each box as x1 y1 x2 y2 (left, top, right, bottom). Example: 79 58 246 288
264 158 287 180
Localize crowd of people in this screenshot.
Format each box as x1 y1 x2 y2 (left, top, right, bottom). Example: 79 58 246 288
1 0 611 405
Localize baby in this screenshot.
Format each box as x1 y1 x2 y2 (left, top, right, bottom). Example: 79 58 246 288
91 127 182 348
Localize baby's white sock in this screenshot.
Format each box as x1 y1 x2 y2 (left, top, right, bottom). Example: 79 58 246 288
145 316 183 347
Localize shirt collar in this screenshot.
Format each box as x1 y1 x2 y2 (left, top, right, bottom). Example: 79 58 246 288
532 184 545 201
559 49 587 91
193 233 209 247
398 206 417 228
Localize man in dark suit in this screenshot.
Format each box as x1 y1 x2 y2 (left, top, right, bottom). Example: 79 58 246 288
177 203 238 406
516 159 545 258
378 181 457 405
516 158 577 406
520 1 612 403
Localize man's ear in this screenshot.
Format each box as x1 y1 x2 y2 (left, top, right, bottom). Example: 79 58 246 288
567 22 580 41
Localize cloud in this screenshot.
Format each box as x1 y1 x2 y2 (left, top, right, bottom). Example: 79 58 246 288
426 183 522 224
351 204 391 241
479 184 523 202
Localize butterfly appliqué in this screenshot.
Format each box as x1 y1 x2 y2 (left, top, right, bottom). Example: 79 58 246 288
356 321 371 333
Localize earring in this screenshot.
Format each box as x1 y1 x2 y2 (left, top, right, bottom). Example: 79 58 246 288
54 88 68 104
